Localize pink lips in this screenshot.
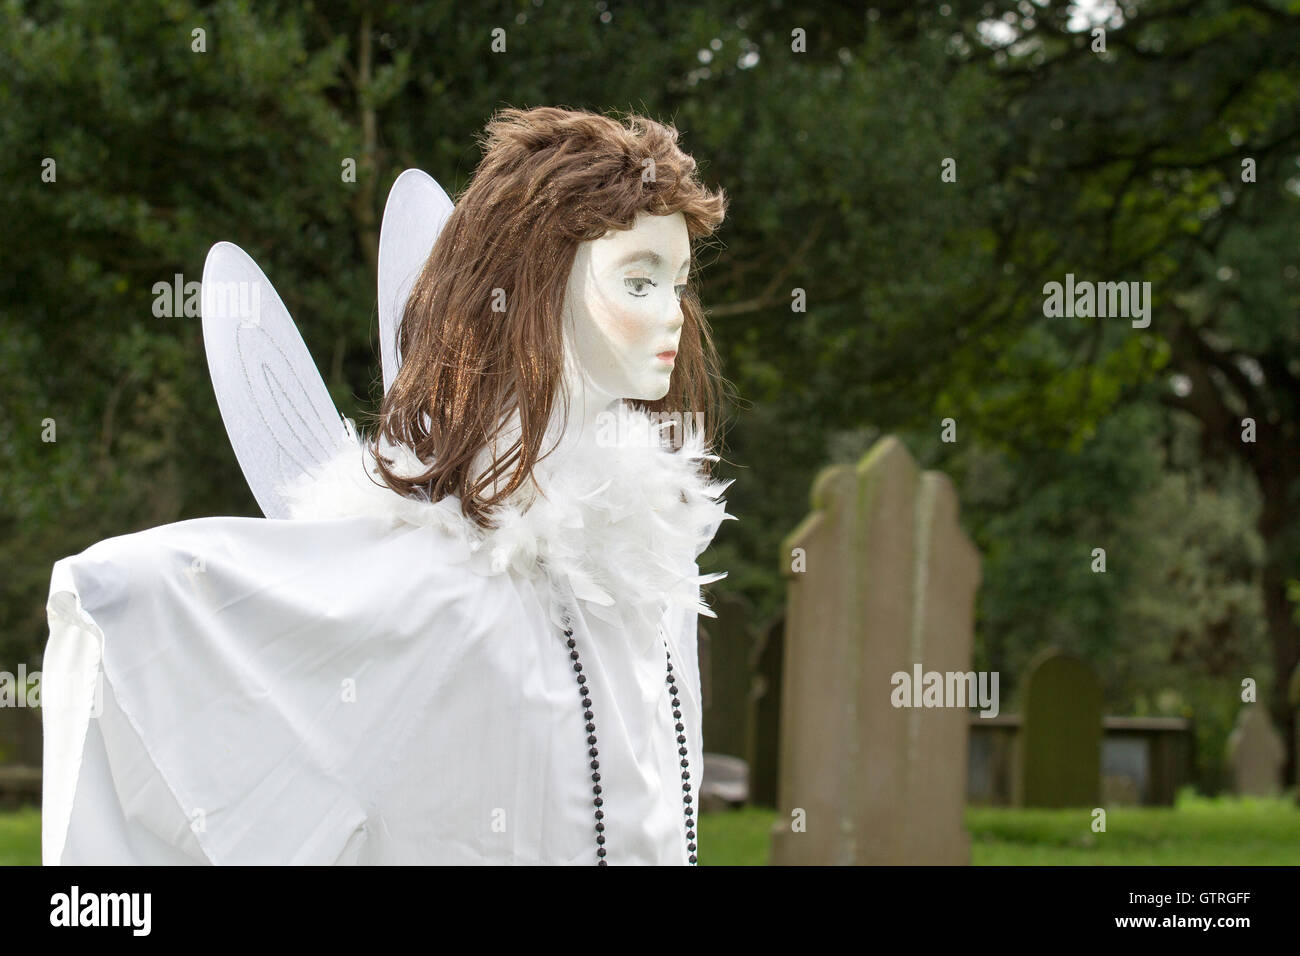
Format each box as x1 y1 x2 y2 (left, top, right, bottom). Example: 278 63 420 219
657 350 677 364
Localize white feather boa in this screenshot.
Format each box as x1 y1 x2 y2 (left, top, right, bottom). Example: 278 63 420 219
280 404 734 647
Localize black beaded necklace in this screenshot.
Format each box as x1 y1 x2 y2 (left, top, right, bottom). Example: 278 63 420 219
562 618 698 866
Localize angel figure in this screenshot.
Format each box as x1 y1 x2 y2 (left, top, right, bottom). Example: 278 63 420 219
40 106 733 866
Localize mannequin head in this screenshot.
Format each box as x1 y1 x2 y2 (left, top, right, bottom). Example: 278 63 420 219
376 107 727 525
564 209 691 406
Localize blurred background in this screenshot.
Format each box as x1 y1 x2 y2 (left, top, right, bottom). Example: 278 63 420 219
1 0 1298 863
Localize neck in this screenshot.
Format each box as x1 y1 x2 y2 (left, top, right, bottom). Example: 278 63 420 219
468 366 623 508
550 363 621 460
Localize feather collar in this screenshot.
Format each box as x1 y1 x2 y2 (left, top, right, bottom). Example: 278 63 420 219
280 403 734 653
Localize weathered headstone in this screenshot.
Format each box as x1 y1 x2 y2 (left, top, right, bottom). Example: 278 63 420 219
771 437 980 865
699 753 748 812
699 590 757 765
966 715 1020 806
1227 706 1284 797
1018 649 1102 807
749 614 784 808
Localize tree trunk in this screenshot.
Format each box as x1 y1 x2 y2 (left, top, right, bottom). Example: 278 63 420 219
1257 476 1299 788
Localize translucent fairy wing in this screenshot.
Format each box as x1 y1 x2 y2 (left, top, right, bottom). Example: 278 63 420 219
378 169 454 394
201 241 351 519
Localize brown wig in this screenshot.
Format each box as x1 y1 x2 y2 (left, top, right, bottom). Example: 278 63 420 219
372 105 728 527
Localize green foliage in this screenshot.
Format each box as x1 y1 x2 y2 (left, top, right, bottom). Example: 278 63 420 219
1 1 1296 793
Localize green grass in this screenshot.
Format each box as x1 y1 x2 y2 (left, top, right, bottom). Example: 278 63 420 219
4 793 1295 865
968 792 1300 865
697 805 780 865
0 806 40 866
699 792 1300 865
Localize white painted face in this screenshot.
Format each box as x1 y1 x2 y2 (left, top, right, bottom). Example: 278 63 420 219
563 211 691 404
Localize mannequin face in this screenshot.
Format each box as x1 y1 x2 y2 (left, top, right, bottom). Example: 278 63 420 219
563 211 690 404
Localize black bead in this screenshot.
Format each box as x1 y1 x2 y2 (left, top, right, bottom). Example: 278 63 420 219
565 624 702 866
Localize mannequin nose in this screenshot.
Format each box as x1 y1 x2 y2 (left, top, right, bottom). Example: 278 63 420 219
666 298 685 333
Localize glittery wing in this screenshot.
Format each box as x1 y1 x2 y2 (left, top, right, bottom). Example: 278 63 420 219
201 241 352 519
377 169 454 394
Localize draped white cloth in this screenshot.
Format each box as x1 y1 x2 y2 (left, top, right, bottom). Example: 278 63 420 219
41 405 732 865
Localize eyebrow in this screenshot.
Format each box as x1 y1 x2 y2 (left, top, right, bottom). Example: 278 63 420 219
614 250 691 273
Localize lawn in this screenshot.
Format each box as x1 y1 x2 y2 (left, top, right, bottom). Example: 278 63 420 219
699 792 1300 865
0 807 39 867
4 793 1296 865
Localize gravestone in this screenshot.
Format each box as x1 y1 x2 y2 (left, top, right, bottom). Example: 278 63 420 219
699 753 748 812
770 437 980 865
966 715 1020 806
1227 706 1284 797
699 590 757 766
749 614 784 808
1018 649 1102 807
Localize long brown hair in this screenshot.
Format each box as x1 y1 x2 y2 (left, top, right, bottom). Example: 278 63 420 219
373 106 728 527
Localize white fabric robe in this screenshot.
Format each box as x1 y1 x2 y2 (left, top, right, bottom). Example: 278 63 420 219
41 407 732 865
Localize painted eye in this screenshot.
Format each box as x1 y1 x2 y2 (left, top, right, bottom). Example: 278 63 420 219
625 277 655 296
